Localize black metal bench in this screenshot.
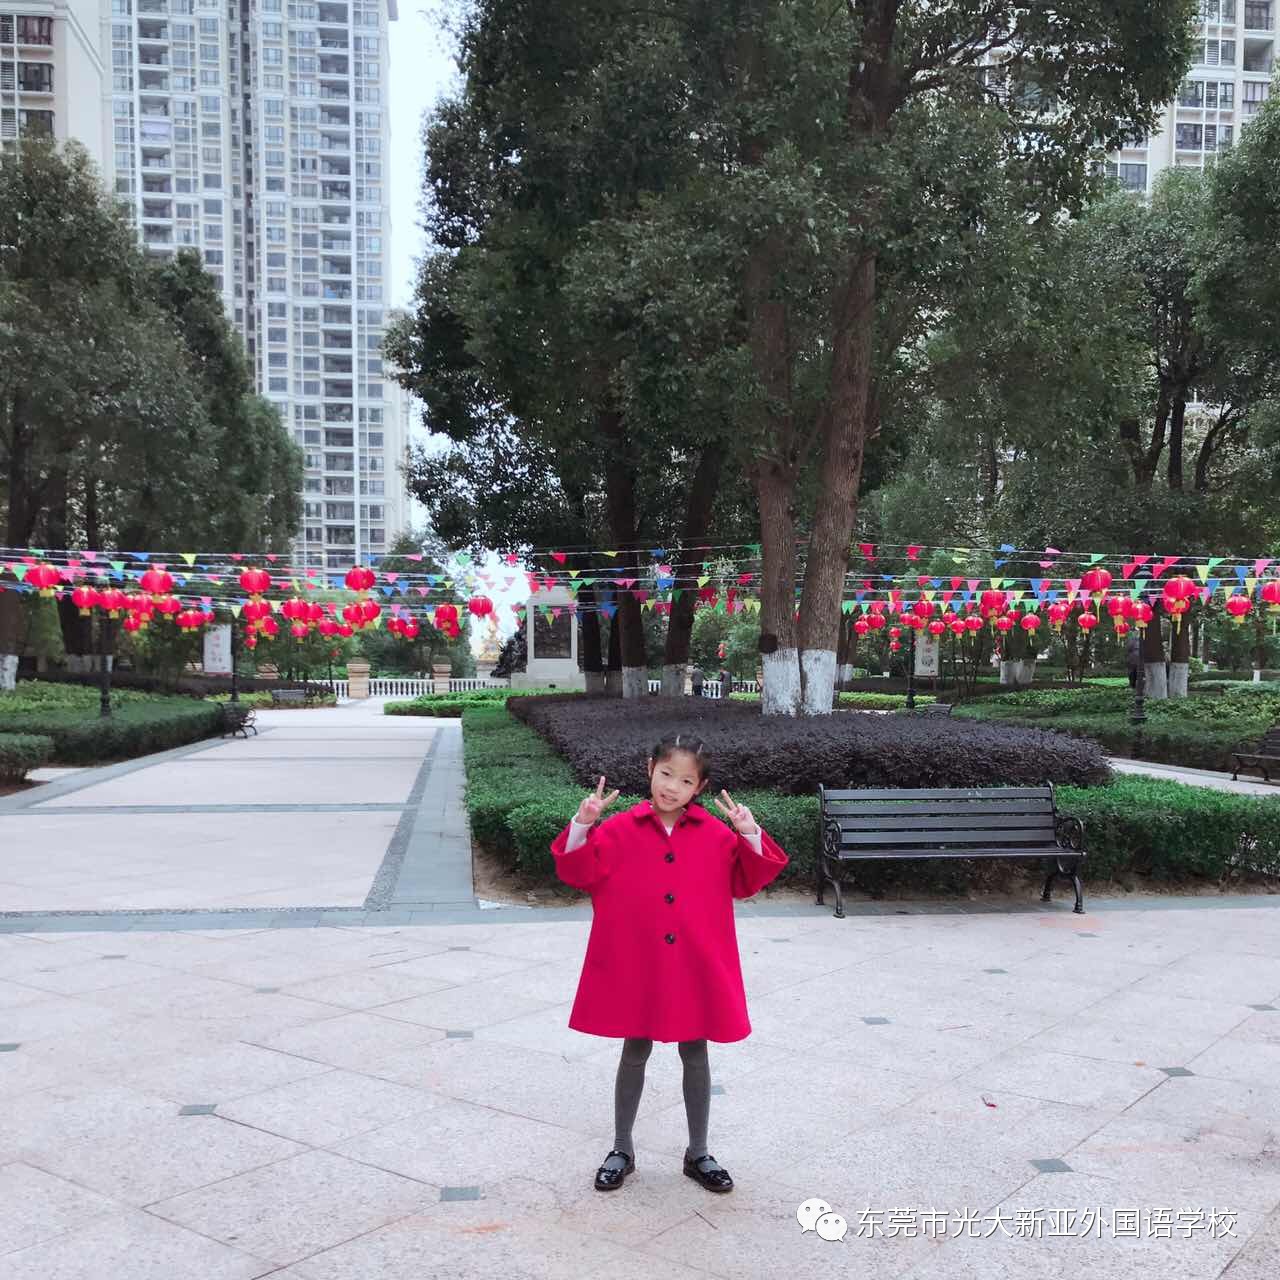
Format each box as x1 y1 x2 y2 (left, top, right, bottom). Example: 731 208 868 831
218 701 257 738
269 688 309 706
816 784 1085 918
895 701 953 716
1233 726 1280 783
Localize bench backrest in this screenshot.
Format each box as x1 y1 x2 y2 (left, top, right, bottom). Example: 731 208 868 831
819 785 1059 859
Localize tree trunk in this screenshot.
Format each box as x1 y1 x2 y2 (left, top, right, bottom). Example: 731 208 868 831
796 253 877 715
1167 393 1186 490
599 406 647 697
753 460 801 715
0 395 37 681
1168 609 1191 697
662 446 723 696
1254 610 1267 681
835 611 852 691
604 608 622 697
578 583 606 695
1142 618 1168 700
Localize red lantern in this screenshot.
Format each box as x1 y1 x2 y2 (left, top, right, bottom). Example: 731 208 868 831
386 617 403 637
853 618 870 636
979 589 1007 620
401 617 420 640
289 621 309 639
1225 594 1253 626
243 599 273 625
1163 574 1197 603
97 587 128 617
1107 595 1131 623
1080 568 1112 601
468 595 494 619
175 608 205 632
1114 619 1131 637
258 616 279 638
964 614 983 633
1261 581 1280 613
912 599 935 621
889 626 902 639
338 624 354 638
71 585 98 616
866 611 886 631
139 567 174 598
122 614 145 633
281 597 310 622
949 619 965 636
318 619 339 637
1131 600 1154 631
889 640 901 652
1020 613 1041 634
1078 612 1099 632
307 602 324 623
342 602 365 628
927 619 946 636
25 563 61 596
1047 602 1071 632
359 598 381 624
344 565 376 593
238 567 271 596
434 603 459 633
154 594 182 620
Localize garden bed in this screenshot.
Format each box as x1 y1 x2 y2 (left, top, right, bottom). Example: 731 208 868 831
0 681 222 765
462 703 1280 897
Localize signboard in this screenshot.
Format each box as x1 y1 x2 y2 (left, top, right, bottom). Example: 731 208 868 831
531 607 572 660
914 631 940 678
203 624 232 675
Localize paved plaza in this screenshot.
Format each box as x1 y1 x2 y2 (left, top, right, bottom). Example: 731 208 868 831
1 701 1279 1278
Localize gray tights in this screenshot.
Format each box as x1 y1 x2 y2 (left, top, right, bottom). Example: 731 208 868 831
601 1037 720 1173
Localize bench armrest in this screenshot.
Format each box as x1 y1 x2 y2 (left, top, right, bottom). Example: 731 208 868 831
1054 814 1084 854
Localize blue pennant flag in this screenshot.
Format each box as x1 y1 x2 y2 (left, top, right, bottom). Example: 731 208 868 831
1234 564 1249 581
601 602 618 619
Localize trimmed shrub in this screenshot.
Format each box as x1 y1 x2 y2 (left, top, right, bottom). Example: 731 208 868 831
462 707 1280 892
0 733 55 783
385 688 568 717
730 691 936 710
509 694 1111 795
0 701 222 764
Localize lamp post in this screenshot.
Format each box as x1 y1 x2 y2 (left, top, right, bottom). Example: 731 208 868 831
98 613 114 720
229 620 240 704
1131 648 1146 751
906 625 917 710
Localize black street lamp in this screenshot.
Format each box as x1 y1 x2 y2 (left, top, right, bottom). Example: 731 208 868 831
906 625 917 710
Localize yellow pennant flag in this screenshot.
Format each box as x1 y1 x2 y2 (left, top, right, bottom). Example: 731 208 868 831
1195 565 1211 583
1245 577 1258 593
181 552 197 565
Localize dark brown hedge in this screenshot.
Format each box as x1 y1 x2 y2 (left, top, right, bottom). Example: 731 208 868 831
508 695 1112 795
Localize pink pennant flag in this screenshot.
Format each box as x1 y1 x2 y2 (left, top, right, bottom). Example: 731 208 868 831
859 543 875 561
407 553 424 562
1120 561 1136 580
618 577 637 590
631 589 649 603
1151 556 1178 579
1131 554 1151 569
504 553 520 567
384 573 398 583
950 577 964 590
1254 558 1273 577
967 579 981 593
906 546 922 561
416 587 429 597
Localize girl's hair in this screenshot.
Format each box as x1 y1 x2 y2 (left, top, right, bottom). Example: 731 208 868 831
650 734 712 783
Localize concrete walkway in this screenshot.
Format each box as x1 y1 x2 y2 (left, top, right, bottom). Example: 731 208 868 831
3 700 1280 1277
1108 758 1280 798
0 699 472 920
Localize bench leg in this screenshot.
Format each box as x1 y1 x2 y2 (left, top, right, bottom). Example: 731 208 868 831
1042 858 1085 914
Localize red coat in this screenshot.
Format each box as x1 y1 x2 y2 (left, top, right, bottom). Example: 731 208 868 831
550 801 789 1043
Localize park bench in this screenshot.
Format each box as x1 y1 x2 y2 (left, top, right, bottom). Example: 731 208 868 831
269 687 309 707
1232 725 1280 783
894 701 953 716
816 783 1086 919
218 701 257 738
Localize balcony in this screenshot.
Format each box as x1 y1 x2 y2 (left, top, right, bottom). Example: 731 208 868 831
17 64 54 95
142 175 172 193
1242 43 1274 71
319 109 350 127
320 182 350 200
322 285 352 300
319 56 349 76
321 257 351 276
142 198 173 219
320 159 350 176
317 4 350 21
1244 1 1272 28
143 225 173 245
321 235 351 252
320 87 349 102
138 0 170 11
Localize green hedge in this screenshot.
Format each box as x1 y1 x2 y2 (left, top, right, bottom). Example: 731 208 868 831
386 688 567 717
0 732 55 782
729 691 937 710
955 686 1280 772
0 697 222 764
462 705 1280 892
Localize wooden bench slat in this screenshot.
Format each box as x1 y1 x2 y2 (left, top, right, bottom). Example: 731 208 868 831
838 827 1060 847
821 786 1052 801
823 798 1054 817
832 813 1057 833
829 845 1063 861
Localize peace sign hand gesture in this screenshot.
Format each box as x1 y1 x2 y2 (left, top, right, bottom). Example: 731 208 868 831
576 776 620 826
713 789 759 837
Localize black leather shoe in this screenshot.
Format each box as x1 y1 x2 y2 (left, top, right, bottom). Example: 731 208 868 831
683 1153 733 1193
594 1150 635 1191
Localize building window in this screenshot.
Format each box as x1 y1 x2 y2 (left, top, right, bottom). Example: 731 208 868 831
17 16 54 44
1178 80 1204 107
1175 123 1204 150
17 63 54 93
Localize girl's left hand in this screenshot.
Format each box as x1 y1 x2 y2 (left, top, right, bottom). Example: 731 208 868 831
713 789 758 837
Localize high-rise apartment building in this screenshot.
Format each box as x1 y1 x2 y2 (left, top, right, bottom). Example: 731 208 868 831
1 2 104 156
102 0 403 569
1107 0 1275 192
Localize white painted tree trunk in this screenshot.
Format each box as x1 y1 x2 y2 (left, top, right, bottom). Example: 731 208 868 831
604 670 622 696
999 660 1018 685
800 648 837 716
761 648 801 716
1016 659 1037 687
838 662 855 689
1254 667 1263 684
584 671 607 695
1144 662 1168 700
0 654 16 692
660 664 686 696
1167 662 1189 698
621 667 648 699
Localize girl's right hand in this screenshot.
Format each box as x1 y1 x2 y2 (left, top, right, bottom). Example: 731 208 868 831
576 775 620 825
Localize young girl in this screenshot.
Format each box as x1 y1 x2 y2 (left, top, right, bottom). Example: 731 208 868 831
550 734 789 1194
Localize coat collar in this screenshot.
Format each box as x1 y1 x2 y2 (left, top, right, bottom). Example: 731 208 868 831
628 800 707 827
